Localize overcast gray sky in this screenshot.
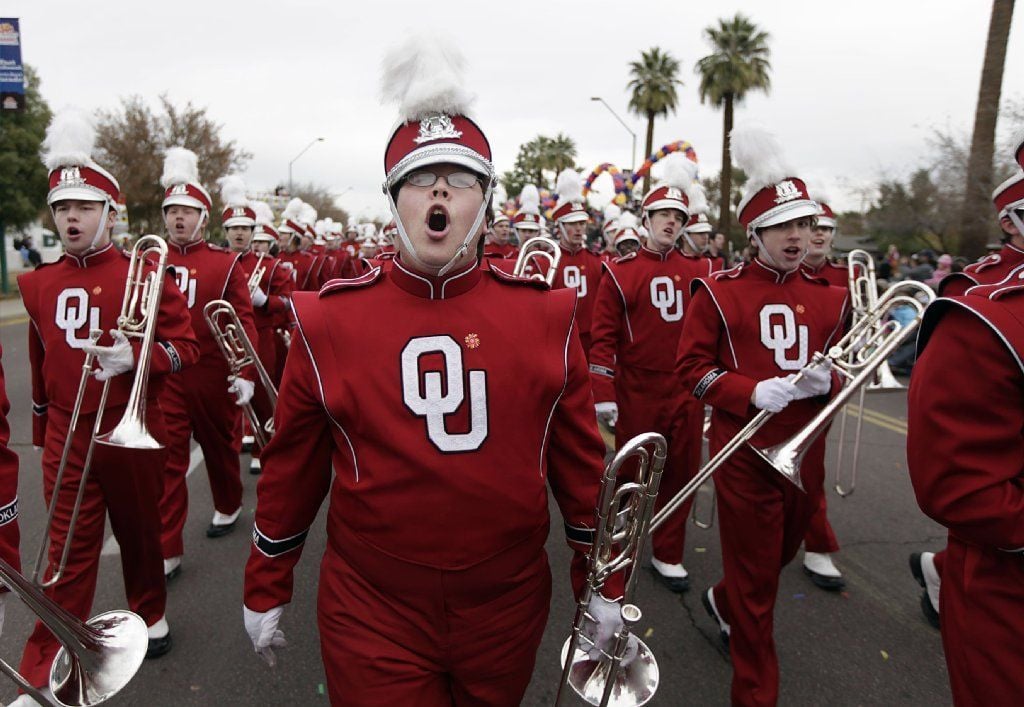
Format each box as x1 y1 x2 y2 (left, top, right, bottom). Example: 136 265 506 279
8 1 1023 221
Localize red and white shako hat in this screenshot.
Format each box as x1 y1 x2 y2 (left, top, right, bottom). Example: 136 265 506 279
299 203 318 239
161 147 212 213
811 189 836 229
686 212 713 233
602 203 622 236
513 184 542 232
278 198 307 237
732 125 817 234
492 211 510 226
613 212 642 248
251 201 279 243
993 170 1024 233
683 180 711 235
551 169 589 223
43 109 120 207
641 152 700 220
219 174 255 228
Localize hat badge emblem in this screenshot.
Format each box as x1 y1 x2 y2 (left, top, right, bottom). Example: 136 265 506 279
171 184 189 196
59 166 85 187
414 114 463 144
666 187 683 201
774 180 801 204
233 207 245 217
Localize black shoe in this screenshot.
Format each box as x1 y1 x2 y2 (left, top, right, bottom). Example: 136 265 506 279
165 565 181 582
651 566 690 593
249 458 262 476
920 590 940 629
701 588 729 651
206 520 237 538
146 633 172 659
802 565 846 591
241 436 254 454
909 552 926 588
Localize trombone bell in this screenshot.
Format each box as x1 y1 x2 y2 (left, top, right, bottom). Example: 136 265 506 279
559 627 659 707
750 440 806 491
51 610 149 707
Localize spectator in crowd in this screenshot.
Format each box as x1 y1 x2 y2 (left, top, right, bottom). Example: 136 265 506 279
925 254 952 289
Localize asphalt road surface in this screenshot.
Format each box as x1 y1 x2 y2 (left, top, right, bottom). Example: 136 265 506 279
0 316 950 706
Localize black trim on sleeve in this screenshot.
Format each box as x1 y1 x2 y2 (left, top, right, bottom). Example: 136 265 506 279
589 364 614 378
252 524 308 557
693 368 726 399
0 498 18 526
32 402 48 416
158 341 182 373
565 523 596 546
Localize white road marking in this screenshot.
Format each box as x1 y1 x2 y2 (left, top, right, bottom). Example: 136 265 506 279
101 444 204 557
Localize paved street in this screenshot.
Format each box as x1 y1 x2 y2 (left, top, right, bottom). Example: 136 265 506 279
0 313 950 706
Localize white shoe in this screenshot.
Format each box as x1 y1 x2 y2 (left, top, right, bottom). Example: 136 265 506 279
702 587 730 648
163 556 182 579
8 687 55 706
147 615 169 639
211 506 242 527
651 558 688 578
803 551 842 578
920 552 940 613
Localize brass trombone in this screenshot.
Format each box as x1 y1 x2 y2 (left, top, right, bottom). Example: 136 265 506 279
203 300 278 448
31 235 169 588
0 558 148 706
648 279 934 533
512 236 561 286
556 433 666 707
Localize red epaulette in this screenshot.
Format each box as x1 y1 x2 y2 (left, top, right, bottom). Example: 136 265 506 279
318 266 384 297
968 253 1002 273
207 243 231 253
486 262 549 289
612 251 638 265
798 269 834 287
710 264 744 280
968 264 1024 300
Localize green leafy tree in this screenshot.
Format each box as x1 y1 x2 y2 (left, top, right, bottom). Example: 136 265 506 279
627 48 683 169
290 182 350 224
501 133 578 197
695 14 772 238
95 95 253 234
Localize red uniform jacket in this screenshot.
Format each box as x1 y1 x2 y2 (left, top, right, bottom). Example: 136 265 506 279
551 245 604 345
800 260 849 288
676 260 849 447
483 243 518 260
0 345 21 572
939 242 1024 296
706 254 726 272
18 243 200 446
589 247 713 403
278 250 319 292
235 251 294 333
244 258 608 611
165 239 259 378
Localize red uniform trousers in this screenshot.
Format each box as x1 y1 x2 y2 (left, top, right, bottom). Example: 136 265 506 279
317 525 550 706
246 326 278 460
159 359 243 558
20 403 167 688
708 428 826 707
272 327 290 386
940 539 1024 705
614 366 699 564
801 439 839 553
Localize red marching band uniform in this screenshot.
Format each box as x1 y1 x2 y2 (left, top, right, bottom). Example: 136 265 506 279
157 148 259 573
908 267 1024 705
0 345 21 576
589 155 711 592
18 112 200 691
676 126 849 706
243 40 613 706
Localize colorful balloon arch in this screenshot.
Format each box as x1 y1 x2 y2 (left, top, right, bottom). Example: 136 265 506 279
629 140 699 191
582 163 631 206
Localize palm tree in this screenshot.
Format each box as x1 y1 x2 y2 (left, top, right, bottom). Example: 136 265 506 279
539 133 578 177
958 0 1016 258
627 48 683 169
695 14 772 238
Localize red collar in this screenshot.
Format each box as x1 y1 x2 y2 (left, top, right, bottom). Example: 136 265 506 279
389 256 482 300
169 238 206 255
639 245 675 262
752 258 800 284
64 242 119 269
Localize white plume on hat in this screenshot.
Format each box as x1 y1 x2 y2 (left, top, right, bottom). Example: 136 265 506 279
251 200 275 225
730 125 792 192
617 211 639 230
281 198 305 222
687 180 709 215
603 203 622 222
299 203 318 226
809 188 830 207
42 108 97 170
161 147 200 189
380 34 475 122
653 152 699 190
555 169 584 205
218 174 248 206
520 184 540 214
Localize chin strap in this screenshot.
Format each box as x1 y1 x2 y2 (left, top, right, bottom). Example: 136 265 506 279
749 226 808 271
387 183 493 277
58 200 113 256
642 212 688 253
1009 210 1024 238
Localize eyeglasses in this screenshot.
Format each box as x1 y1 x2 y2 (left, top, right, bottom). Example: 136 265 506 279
404 170 481 189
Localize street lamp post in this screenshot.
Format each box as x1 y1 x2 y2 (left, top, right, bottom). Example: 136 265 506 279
590 97 637 173
288 137 325 193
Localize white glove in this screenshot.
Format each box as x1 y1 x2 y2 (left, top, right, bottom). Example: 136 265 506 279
82 330 134 382
228 377 256 406
251 287 268 308
752 377 798 413
583 594 639 667
788 360 832 400
244 605 287 668
595 402 619 427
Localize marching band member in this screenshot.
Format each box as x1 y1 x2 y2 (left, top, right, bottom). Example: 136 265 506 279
610 212 642 258
243 38 615 706
158 148 259 579
512 184 543 244
589 153 711 593
550 169 604 355
794 192 848 591
17 111 199 694
0 346 21 635
251 203 295 386
909 169 1024 629
908 266 1024 705
677 126 849 706
277 199 320 292
221 182 294 474
483 211 517 259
